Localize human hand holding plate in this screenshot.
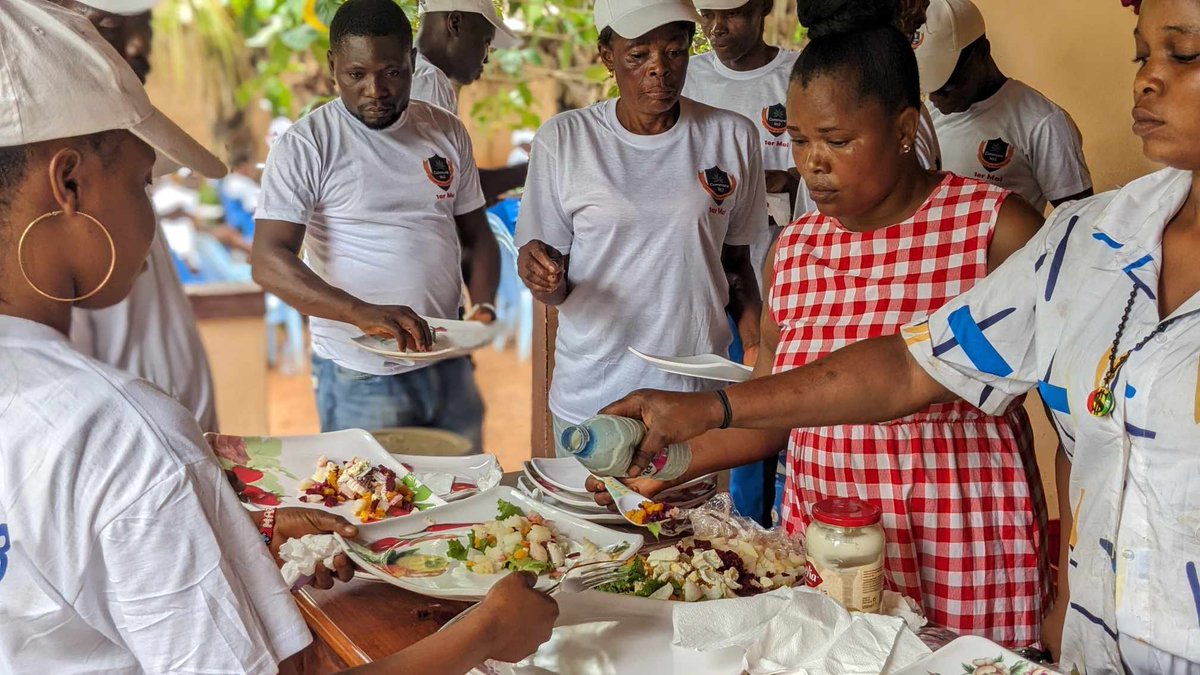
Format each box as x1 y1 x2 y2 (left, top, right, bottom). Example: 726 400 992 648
270 508 359 589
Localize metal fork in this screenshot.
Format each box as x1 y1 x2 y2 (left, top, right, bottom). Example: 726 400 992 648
550 559 627 595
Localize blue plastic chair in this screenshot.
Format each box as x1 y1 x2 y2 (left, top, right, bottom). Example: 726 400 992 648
487 212 533 361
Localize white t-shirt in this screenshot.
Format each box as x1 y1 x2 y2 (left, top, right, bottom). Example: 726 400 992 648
222 172 261 215
0 315 308 673
152 182 201 270
71 226 218 432
931 79 1091 212
411 53 458 113
257 99 485 376
516 98 768 424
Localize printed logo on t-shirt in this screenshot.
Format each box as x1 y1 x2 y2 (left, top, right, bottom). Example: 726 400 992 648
977 138 1015 172
423 154 455 191
762 103 788 137
698 165 737 214
0 523 9 583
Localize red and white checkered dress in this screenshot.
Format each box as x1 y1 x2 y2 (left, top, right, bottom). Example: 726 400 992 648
770 174 1049 647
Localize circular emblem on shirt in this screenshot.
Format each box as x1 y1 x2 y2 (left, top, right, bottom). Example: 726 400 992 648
423 154 454 191
977 138 1015 172
698 166 737 206
762 103 788 137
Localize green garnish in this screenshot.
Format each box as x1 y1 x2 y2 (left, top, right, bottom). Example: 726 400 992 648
635 578 669 598
497 499 525 520
508 557 554 575
646 522 664 539
446 539 469 561
596 558 647 595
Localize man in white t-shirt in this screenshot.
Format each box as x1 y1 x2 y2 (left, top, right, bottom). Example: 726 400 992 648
914 0 1093 212
412 0 529 204
59 0 218 431
683 0 801 279
254 0 499 449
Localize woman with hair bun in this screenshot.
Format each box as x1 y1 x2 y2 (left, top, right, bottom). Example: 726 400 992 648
594 0 1050 647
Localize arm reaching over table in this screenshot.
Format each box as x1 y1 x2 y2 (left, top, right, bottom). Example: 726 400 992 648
604 332 958 477
342 572 559 675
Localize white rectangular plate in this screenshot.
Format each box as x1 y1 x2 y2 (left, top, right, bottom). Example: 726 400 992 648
891 635 1061 675
628 346 753 383
206 429 445 521
393 453 502 501
352 317 499 361
341 486 643 601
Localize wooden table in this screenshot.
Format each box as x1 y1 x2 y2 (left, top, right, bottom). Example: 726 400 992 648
292 577 471 672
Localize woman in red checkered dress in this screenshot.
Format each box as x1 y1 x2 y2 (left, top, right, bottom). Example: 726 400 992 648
770 173 1050 646
588 2 1051 648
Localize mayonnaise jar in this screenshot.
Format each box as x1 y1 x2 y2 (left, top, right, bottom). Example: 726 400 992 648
804 498 886 613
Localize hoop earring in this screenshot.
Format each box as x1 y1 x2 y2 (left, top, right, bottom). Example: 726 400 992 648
17 210 116 303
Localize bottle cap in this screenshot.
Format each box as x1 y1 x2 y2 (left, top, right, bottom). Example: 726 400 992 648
811 498 882 528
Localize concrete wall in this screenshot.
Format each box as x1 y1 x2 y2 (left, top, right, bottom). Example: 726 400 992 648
975 0 1159 192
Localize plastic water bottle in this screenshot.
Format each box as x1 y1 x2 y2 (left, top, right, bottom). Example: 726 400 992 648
560 415 691 481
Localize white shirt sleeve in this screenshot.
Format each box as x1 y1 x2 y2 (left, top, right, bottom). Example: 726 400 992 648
514 132 573 255
256 133 322 225
96 460 309 673
453 122 487 216
1029 109 1093 204
903 206 1074 414
727 131 768 247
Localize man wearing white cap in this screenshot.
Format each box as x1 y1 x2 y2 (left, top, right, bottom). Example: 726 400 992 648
56 0 219 432
915 0 1093 212
414 0 528 205
412 0 520 112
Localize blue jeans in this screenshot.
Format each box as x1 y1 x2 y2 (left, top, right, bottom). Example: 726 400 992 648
312 356 485 451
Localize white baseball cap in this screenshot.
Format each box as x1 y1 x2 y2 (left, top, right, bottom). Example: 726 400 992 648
692 0 751 10
419 0 521 50
0 0 226 178
594 0 699 40
73 0 159 15
913 0 986 94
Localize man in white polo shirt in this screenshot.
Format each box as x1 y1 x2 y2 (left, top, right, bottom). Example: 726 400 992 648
253 0 499 448
915 0 1093 212
58 0 219 432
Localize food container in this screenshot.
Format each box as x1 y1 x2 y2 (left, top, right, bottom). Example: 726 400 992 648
804 497 885 613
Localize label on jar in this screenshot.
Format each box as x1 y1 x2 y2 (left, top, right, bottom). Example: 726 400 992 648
804 555 884 613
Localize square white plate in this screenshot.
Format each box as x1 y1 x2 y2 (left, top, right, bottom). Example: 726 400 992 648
393 453 502 501
206 429 445 521
891 635 1061 675
516 476 629 525
341 486 643 601
627 347 753 383
352 317 499 362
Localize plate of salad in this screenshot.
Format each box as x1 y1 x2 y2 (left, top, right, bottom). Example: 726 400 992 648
340 486 643 600
206 429 445 523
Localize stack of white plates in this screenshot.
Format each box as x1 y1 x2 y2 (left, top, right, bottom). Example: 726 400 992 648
518 457 718 525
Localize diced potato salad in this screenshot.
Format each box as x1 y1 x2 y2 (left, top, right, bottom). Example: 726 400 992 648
447 500 592 576
598 535 807 601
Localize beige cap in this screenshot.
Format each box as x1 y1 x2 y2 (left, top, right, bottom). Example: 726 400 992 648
913 0 986 94
692 0 752 9
0 0 225 178
419 0 521 50
594 0 699 39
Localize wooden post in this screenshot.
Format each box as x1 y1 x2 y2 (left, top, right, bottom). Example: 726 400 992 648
531 302 557 458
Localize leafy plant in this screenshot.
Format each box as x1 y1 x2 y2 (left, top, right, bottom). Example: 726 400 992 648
153 0 807 136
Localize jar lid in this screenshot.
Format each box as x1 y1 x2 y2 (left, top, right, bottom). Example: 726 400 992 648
811 498 882 528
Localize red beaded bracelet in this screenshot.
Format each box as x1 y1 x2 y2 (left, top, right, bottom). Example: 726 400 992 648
259 507 278 546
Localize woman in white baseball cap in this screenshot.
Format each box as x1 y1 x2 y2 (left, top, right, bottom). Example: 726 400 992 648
516 0 768 451
0 1 557 672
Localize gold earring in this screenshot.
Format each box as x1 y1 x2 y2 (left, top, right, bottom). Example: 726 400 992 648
18 210 116 303
902 143 912 154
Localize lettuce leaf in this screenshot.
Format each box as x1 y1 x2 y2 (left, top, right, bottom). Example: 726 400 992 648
446 538 469 561
497 499 525 520
508 557 554 575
